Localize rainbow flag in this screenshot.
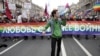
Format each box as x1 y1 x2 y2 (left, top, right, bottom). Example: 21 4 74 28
1 21 100 37
93 1 100 11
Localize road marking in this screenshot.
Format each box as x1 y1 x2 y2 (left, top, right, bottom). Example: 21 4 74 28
61 39 67 56
0 40 24 55
73 37 92 56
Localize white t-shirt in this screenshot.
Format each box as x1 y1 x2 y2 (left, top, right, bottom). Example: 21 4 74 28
17 15 22 23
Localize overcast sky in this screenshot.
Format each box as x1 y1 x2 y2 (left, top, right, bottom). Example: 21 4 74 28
32 0 79 13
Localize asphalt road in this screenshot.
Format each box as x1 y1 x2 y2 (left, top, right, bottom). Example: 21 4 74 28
0 35 100 56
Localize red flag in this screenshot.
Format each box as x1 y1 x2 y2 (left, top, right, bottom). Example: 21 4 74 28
65 3 70 8
5 0 12 19
44 4 49 18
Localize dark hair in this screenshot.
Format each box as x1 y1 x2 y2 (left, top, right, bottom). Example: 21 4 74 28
51 9 58 17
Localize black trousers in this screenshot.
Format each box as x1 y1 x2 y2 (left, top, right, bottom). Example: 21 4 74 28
51 37 62 56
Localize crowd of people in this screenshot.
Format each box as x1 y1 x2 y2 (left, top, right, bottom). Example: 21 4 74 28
0 13 47 24
0 12 47 48
0 11 100 24
0 11 99 49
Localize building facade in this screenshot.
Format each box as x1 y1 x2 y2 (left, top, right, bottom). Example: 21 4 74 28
78 0 98 17
0 0 43 18
30 3 44 17
0 0 5 12
70 3 79 15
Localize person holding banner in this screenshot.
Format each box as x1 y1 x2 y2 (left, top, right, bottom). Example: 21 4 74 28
43 9 67 56
17 12 22 23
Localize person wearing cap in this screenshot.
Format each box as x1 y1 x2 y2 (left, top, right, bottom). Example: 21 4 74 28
42 9 67 56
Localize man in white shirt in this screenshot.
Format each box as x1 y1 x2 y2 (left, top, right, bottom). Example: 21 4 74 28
17 13 22 23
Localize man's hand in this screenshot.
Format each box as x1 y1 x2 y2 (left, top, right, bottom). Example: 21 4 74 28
42 31 46 36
